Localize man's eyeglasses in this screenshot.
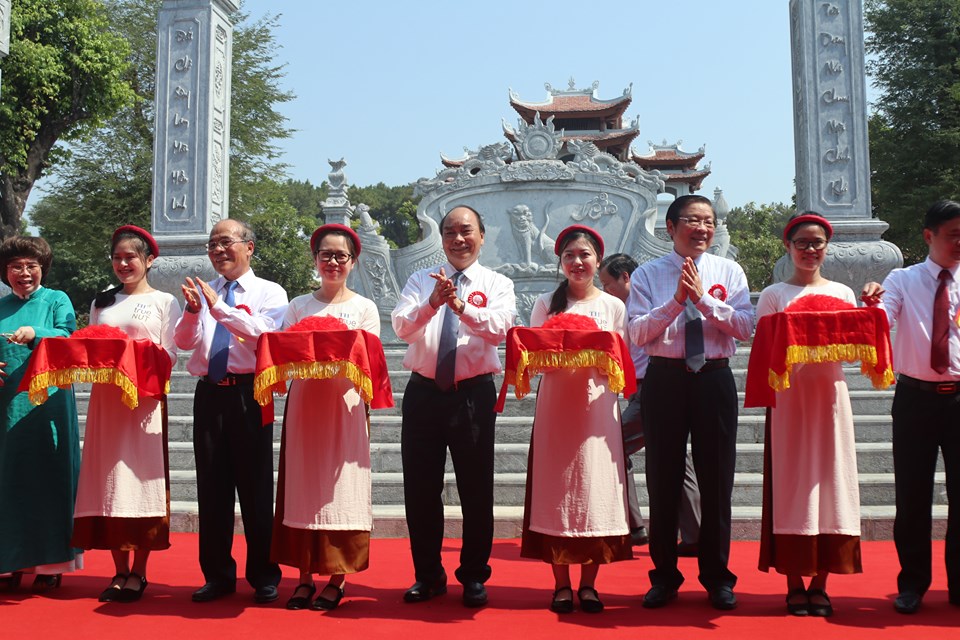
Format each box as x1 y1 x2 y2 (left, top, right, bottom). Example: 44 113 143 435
315 251 353 265
791 239 828 251
676 216 716 229
204 238 247 252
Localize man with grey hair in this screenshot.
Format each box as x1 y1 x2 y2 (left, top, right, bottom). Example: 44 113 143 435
175 219 288 605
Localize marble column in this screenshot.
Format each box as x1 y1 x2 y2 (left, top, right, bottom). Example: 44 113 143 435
779 0 902 289
0 0 10 92
148 0 237 293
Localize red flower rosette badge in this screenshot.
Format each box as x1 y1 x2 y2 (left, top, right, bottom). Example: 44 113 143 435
466 291 487 308
708 284 727 301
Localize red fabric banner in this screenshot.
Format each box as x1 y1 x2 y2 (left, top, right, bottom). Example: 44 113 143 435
254 329 393 424
19 337 173 409
496 327 637 412
744 307 894 408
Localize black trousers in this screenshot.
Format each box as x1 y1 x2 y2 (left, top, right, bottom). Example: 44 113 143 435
642 361 738 591
401 374 496 585
193 379 281 589
892 383 960 597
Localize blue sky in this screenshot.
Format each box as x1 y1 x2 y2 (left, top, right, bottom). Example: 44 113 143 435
240 0 824 210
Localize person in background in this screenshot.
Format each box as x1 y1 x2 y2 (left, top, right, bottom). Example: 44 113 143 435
0 236 82 592
72 226 181 603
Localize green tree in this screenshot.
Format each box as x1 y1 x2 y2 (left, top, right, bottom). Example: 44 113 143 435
726 202 793 291
866 0 960 264
0 0 135 239
32 1 309 307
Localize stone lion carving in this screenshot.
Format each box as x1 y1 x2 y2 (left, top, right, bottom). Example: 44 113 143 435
355 203 379 233
508 204 555 268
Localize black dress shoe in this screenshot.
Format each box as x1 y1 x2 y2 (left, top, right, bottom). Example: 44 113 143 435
806 588 832 617
894 591 922 614
404 576 447 603
577 586 605 613
550 586 574 613
254 584 279 604
192 582 236 603
708 585 738 611
642 584 678 608
631 527 649 546
462 581 488 607
286 583 316 610
785 587 809 616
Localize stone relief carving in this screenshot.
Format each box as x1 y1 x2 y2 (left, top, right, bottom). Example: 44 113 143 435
356 203 380 233
493 204 557 276
572 192 618 221
503 112 563 161
501 160 574 183
360 253 398 308
515 292 542 328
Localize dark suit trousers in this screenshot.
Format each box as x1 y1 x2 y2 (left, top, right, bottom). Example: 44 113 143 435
642 361 738 591
401 374 496 585
892 383 960 597
193 379 281 589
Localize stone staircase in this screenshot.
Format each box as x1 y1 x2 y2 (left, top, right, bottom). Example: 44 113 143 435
73 345 947 540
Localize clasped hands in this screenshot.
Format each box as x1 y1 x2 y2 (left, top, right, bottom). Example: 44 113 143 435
673 257 704 305
429 267 465 315
181 277 220 313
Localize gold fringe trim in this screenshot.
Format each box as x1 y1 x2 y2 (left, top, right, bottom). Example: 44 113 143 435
767 342 895 392
506 349 626 399
254 360 373 407
29 367 139 409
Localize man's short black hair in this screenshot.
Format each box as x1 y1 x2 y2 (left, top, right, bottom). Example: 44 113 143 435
440 204 485 234
924 199 960 232
665 194 715 226
599 253 638 279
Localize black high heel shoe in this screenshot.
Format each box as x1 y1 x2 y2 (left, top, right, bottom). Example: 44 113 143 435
116 572 147 603
32 574 62 592
99 574 129 602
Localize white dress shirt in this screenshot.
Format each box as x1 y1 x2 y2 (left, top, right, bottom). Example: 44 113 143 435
880 257 960 381
391 260 516 380
174 269 288 376
627 251 754 359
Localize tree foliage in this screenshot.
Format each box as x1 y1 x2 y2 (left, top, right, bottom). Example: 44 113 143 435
346 182 420 247
726 202 793 291
0 0 135 239
31 1 311 308
866 0 960 263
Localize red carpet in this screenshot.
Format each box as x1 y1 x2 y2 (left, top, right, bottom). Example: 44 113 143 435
2 535 955 639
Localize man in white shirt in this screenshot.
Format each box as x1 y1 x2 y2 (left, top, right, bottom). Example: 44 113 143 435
627 195 753 610
600 253 703 552
862 199 960 614
391 205 516 608
174 219 288 605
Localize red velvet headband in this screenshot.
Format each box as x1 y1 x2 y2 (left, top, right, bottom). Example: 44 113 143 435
554 224 605 258
113 225 160 257
311 223 362 257
783 214 833 242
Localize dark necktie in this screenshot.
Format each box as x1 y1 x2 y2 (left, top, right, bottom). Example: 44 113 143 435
207 280 238 383
684 299 705 373
435 271 463 390
931 268 952 374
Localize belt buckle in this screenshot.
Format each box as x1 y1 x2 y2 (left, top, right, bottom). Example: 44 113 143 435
935 382 956 394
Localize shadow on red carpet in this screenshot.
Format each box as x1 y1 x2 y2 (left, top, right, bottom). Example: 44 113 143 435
2 535 954 639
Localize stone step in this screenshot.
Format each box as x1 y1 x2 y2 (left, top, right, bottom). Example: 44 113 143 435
78 412 898 445
165 469 947 507
155 440 941 476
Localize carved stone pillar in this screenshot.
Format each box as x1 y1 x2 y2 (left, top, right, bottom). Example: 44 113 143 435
321 159 352 227
148 0 237 294
781 0 902 290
